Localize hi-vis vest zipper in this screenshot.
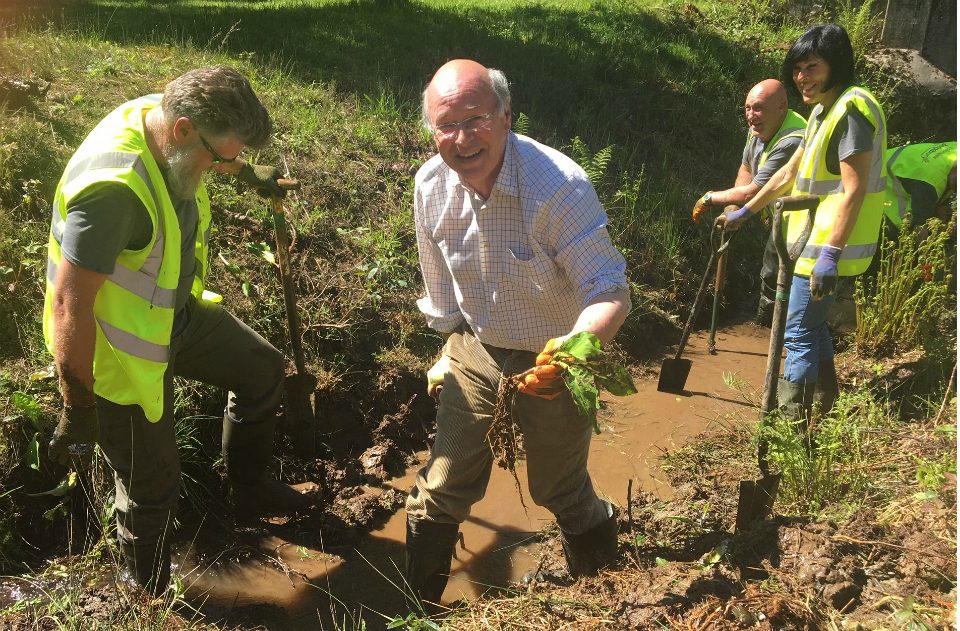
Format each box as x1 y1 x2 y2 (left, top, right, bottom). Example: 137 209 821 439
884 141 957 226
789 85 888 277
43 95 212 421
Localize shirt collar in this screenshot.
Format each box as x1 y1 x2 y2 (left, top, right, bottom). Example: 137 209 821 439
451 132 519 200
489 131 519 199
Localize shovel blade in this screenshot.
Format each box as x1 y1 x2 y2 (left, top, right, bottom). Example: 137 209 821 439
657 358 692 393
735 473 781 532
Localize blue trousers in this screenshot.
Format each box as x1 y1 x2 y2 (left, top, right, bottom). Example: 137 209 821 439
783 274 836 383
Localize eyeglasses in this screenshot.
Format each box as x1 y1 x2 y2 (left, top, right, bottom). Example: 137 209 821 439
198 133 239 164
432 112 496 140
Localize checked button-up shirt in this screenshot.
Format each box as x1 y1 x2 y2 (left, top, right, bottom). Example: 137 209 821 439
414 132 629 353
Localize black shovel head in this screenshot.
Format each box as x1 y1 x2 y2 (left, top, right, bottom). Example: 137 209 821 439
735 473 781 532
657 357 692 393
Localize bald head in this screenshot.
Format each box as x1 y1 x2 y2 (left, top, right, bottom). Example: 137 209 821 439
744 79 788 142
422 59 511 130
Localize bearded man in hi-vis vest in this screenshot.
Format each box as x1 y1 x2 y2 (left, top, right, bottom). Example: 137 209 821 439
44 66 314 596
716 24 887 431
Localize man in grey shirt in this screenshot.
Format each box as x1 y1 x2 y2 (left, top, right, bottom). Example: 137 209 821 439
692 79 806 324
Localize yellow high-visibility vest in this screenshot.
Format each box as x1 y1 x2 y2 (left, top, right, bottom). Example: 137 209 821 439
43 95 212 421
756 108 807 172
789 86 887 277
884 141 957 226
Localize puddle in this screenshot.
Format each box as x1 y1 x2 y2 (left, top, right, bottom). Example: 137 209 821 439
176 323 774 628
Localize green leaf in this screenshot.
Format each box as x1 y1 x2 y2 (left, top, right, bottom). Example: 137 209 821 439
655 557 668 567
595 364 637 396
12 391 42 430
557 331 603 362
27 471 77 497
241 281 251 297
565 364 600 433
218 252 242 276
28 432 40 470
246 242 275 265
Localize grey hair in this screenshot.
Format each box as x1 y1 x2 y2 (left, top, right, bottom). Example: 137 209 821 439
162 66 272 148
420 67 512 131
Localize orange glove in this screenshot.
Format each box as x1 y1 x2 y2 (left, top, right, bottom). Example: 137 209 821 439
518 336 569 399
691 192 713 223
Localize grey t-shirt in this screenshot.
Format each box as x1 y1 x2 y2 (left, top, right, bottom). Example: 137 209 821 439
61 179 199 334
743 132 803 186
799 104 875 175
899 177 938 224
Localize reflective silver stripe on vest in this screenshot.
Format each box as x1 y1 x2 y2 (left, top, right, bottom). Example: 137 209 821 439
788 241 878 261
97 317 169 363
798 89 888 197
50 151 172 306
43 259 176 308
887 146 909 220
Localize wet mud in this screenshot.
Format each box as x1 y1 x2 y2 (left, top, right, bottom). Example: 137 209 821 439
170 323 775 629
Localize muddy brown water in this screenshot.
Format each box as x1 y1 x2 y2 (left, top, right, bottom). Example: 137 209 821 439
170 323 773 629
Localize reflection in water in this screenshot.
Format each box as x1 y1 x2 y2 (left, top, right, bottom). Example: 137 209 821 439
180 324 770 629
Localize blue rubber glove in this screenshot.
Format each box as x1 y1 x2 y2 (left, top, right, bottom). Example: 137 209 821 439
717 206 753 231
810 245 842 299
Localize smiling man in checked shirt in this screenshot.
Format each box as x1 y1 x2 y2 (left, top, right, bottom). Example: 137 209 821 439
405 59 632 610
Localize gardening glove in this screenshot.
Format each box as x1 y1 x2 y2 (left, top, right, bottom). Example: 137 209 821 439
810 245 842 299
691 192 714 223
518 335 571 399
48 405 99 468
426 354 450 400
236 162 285 198
716 205 753 232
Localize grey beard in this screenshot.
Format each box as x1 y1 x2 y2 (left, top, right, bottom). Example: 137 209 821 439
164 144 201 201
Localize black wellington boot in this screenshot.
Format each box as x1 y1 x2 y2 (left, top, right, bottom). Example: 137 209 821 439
120 538 171 597
813 360 839 418
777 377 818 452
560 507 619 578
222 414 314 518
404 515 460 614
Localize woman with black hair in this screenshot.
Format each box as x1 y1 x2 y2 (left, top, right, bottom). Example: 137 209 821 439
717 23 888 425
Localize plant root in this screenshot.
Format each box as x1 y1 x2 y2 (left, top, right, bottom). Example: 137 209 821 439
488 374 528 511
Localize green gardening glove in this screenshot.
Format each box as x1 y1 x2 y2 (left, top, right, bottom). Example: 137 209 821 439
48 405 99 468
236 162 285 198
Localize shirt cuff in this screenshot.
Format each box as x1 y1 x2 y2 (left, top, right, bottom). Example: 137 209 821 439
416 296 464 333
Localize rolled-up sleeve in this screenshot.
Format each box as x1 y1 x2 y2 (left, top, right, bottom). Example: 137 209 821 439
546 179 629 307
414 186 464 333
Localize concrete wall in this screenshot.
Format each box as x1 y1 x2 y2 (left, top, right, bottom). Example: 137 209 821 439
882 0 956 77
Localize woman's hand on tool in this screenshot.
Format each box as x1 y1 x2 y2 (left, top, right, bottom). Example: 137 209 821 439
716 205 753 232
810 245 842 299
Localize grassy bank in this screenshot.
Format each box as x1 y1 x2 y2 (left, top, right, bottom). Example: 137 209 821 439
0 0 956 629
